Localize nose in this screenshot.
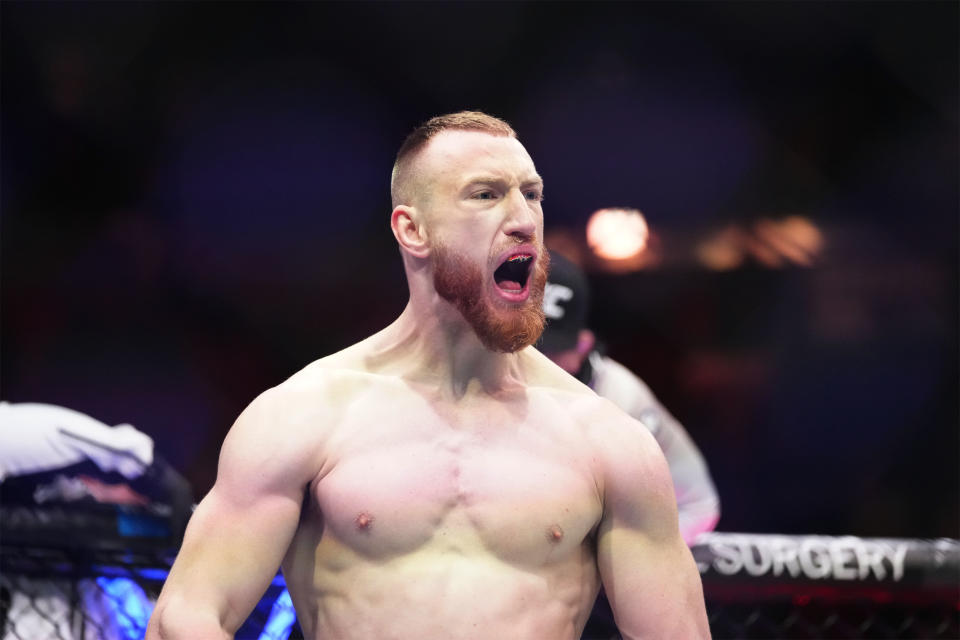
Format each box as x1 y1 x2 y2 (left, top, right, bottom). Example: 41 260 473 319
502 188 538 242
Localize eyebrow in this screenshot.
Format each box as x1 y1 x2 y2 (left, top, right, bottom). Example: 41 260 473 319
460 174 544 189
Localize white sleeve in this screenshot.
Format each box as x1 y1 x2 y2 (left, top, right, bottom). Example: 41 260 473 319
590 356 720 544
0 402 154 481
638 401 720 544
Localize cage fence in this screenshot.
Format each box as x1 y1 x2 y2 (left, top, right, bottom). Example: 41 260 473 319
1 533 957 640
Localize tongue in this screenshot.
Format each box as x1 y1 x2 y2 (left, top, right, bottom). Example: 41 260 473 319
498 280 523 291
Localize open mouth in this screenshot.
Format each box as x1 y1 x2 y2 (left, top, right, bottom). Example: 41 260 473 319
493 254 534 294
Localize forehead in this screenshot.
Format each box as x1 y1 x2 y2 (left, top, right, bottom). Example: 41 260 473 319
416 130 539 187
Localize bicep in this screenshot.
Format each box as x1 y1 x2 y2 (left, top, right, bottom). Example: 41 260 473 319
159 483 304 631
597 524 709 639
152 392 318 636
595 414 711 639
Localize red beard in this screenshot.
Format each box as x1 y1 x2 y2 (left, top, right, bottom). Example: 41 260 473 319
433 245 549 353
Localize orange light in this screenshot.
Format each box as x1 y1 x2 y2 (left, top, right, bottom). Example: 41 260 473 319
696 226 746 271
697 216 825 271
586 208 649 260
753 215 824 267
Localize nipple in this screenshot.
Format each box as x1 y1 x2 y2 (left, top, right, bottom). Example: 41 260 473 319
547 524 564 543
355 512 374 531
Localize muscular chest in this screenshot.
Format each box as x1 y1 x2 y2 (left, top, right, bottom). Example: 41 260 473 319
312 405 601 565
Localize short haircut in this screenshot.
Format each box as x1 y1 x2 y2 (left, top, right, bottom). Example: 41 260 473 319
391 111 517 207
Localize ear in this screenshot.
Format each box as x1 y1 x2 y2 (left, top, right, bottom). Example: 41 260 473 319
576 329 595 357
391 205 430 258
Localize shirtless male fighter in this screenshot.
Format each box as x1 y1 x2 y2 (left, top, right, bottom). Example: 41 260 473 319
147 111 710 640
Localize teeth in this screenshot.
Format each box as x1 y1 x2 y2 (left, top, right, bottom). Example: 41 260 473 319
508 255 531 263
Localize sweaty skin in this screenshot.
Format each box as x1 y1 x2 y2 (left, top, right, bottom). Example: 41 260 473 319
147 128 710 640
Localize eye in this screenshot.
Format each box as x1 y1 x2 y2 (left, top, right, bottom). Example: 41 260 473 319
472 191 497 200
524 190 544 202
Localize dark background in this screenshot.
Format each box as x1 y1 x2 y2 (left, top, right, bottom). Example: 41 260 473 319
2 1 957 539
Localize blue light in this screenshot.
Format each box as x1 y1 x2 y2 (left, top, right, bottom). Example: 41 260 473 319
258 589 296 640
136 567 171 582
94 577 154 640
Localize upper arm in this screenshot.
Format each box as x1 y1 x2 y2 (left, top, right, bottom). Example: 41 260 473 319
594 408 711 639
148 387 324 638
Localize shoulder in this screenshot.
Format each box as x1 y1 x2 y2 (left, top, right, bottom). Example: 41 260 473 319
523 349 655 447
238 347 396 434
532 376 674 526
526 354 663 471
565 389 675 528
579 392 662 465
521 359 671 515
230 335 414 433
218 353 389 491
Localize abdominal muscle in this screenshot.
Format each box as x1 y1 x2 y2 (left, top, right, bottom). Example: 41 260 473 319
283 535 601 640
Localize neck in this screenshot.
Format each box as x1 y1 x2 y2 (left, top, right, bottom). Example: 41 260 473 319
369 300 528 400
